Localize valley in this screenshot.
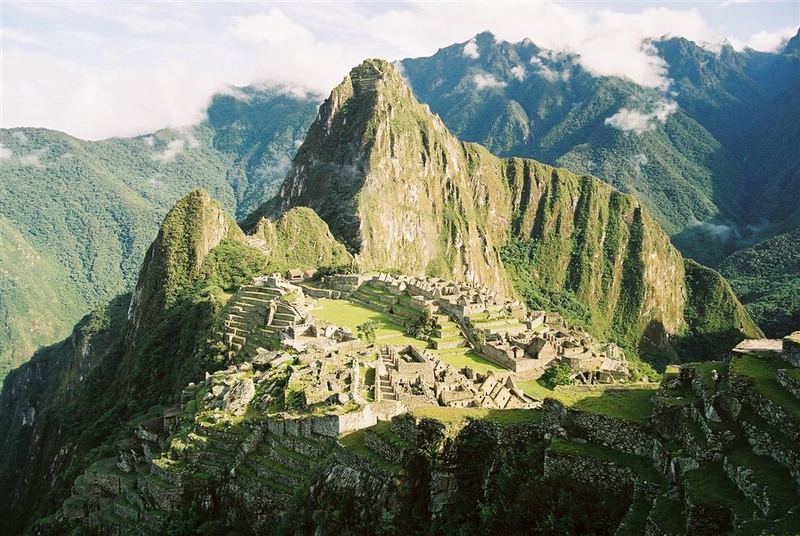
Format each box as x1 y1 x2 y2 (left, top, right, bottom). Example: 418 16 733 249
0 17 798 536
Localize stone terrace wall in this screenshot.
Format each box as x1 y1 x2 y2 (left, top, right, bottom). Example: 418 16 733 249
741 418 800 487
783 333 800 367
729 373 800 442
722 456 771 517
543 448 636 495
776 369 800 400
567 411 652 456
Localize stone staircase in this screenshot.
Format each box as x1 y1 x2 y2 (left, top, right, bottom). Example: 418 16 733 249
235 429 335 507
430 314 467 350
350 282 424 326
376 346 398 401
222 284 303 359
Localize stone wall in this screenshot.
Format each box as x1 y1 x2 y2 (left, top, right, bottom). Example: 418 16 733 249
729 373 800 442
566 410 653 457
776 369 800 400
741 418 800 487
476 343 517 370
722 456 771 517
543 448 636 495
364 430 405 465
782 333 800 367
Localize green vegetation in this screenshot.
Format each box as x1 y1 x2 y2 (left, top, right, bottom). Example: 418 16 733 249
540 361 575 388
731 353 800 420
647 492 685 534
430 349 505 375
720 228 800 338
339 429 401 472
549 440 662 483
726 440 797 517
0 88 318 377
311 299 425 348
255 207 353 274
683 463 756 520
356 320 381 343
197 239 268 291
680 260 762 359
518 381 656 423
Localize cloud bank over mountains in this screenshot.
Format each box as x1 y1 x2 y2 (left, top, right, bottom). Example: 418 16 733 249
1 1 797 139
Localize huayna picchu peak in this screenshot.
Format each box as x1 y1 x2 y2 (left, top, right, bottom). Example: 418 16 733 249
266 59 759 363
2 10 799 535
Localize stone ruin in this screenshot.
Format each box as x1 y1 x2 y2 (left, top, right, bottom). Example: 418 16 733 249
315 272 630 384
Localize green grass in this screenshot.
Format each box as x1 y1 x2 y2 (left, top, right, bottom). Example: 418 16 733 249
549 440 662 483
614 496 653 536
648 493 685 535
518 381 656 423
431 349 505 374
339 429 401 473
725 441 798 517
732 353 800 420
410 406 542 425
312 299 425 348
690 360 728 391
683 463 755 519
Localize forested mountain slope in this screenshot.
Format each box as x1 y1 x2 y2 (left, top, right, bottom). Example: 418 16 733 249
0 88 318 378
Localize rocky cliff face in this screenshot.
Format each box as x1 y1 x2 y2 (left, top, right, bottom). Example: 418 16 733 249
126 189 244 344
278 59 514 296
272 59 759 359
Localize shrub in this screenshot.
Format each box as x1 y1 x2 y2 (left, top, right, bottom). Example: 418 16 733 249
541 361 575 388
357 320 381 343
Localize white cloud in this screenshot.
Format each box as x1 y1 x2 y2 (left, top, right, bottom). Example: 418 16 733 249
530 55 571 82
142 136 155 147
228 9 313 45
605 100 678 133
510 65 526 81
1 2 791 139
472 73 507 90
631 153 648 171
17 151 46 168
273 154 292 177
463 38 480 59
692 220 737 240
744 26 797 52
12 131 29 144
217 86 252 102
148 173 165 188
152 139 186 163
0 144 12 160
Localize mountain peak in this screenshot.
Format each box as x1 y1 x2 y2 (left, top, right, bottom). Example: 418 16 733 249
276 58 513 294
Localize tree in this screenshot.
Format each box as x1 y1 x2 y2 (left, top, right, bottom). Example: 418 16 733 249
356 320 381 343
541 361 575 388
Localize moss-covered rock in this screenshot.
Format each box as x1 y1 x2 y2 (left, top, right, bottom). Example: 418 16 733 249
252 207 352 273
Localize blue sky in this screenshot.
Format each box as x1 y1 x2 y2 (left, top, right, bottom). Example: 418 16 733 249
1 1 798 139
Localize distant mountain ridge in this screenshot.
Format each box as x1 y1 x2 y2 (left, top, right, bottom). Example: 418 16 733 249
266 59 760 363
1 29 796 377
0 88 318 378
401 30 799 256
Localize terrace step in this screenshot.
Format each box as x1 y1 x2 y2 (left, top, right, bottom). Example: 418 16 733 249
723 442 799 518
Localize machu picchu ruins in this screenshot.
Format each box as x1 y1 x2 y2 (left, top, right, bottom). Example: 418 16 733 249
43 267 800 535
3 32 800 536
